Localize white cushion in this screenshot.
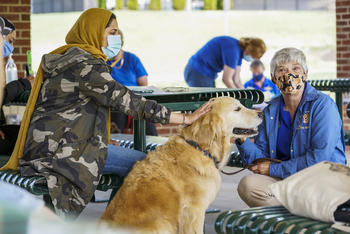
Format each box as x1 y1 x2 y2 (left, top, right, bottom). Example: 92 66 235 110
269 161 350 222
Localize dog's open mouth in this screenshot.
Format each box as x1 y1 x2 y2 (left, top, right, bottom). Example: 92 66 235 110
232 128 258 136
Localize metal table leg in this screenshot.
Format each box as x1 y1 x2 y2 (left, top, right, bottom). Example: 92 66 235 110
133 119 146 153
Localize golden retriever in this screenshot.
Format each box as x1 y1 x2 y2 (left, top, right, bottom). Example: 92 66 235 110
100 97 262 233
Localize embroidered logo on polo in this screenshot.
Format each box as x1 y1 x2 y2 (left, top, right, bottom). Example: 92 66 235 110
297 111 310 130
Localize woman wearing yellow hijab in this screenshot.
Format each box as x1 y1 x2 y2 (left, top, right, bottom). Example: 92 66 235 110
2 8 210 217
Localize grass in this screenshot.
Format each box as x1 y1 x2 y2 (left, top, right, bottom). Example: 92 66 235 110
31 10 336 87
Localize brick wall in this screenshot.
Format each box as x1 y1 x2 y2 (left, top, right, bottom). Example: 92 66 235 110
336 1 350 153
0 0 31 78
155 123 179 136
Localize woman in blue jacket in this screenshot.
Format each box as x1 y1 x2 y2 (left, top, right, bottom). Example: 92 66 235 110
236 47 346 207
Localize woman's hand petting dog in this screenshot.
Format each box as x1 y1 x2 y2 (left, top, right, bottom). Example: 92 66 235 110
250 161 270 175
184 99 213 125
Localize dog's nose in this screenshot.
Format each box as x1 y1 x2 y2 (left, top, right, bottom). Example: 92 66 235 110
258 112 263 119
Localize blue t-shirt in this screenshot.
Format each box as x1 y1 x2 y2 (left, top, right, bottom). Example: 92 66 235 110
276 99 292 161
244 77 280 98
107 51 148 86
188 36 243 79
276 87 306 161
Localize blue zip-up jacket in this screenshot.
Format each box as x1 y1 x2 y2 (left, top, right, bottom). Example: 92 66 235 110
236 83 346 179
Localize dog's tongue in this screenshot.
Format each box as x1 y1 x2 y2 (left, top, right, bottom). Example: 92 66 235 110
232 128 258 135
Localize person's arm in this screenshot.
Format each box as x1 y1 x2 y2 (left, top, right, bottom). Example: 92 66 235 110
79 62 211 125
0 33 5 109
232 65 244 89
137 75 148 86
269 98 344 179
222 65 236 88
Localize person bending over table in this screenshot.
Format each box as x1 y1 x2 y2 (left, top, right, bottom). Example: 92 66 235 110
1 8 211 218
235 47 346 207
184 36 266 88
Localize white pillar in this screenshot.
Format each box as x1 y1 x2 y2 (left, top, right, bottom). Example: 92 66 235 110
186 0 191 11
223 0 230 11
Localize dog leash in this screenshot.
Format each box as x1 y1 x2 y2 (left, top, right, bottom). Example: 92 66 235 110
220 158 282 175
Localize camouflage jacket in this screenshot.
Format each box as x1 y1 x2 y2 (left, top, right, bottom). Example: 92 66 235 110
19 47 171 217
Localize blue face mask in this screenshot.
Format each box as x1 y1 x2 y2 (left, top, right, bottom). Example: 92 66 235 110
243 55 254 62
252 73 264 82
102 35 122 59
2 40 13 58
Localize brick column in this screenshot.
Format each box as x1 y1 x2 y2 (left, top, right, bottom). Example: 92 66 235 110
0 0 31 78
337 1 350 151
336 0 350 78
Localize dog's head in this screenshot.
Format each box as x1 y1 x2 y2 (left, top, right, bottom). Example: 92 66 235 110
179 97 262 168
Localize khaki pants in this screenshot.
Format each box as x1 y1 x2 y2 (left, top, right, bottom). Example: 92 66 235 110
237 174 282 207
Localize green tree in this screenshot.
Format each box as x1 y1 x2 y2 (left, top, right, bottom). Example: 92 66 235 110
128 0 138 10
203 0 217 10
173 0 186 10
149 0 161 10
116 0 124 9
217 0 233 10
97 0 106 8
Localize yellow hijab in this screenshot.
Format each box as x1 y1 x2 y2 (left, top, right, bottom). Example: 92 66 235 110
2 8 113 170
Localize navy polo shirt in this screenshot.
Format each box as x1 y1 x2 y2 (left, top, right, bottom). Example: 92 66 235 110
188 36 243 79
244 77 280 97
107 51 148 86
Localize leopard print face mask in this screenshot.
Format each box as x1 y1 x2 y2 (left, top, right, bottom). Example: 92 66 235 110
273 72 306 94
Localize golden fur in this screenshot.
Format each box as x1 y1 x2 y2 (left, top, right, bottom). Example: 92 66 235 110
100 97 262 233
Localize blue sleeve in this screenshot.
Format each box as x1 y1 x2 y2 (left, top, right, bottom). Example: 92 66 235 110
131 54 148 78
270 98 344 178
244 81 249 88
221 40 240 69
236 112 270 165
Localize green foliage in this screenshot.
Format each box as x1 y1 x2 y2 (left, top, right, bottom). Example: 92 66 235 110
173 0 186 10
149 0 162 10
116 0 124 9
203 0 217 10
97 0 106 9
217 0 233 10
128 0 138 10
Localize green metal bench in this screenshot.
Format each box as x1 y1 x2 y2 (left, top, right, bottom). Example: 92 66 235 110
215 206 347 234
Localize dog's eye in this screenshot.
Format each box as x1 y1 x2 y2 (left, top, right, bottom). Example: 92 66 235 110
235 107 241 111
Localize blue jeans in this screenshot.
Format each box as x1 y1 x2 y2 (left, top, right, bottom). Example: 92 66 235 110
103 145 147 202
184 63 215 87
103 144 146 177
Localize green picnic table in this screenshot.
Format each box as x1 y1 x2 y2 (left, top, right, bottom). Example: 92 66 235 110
127 86 264 152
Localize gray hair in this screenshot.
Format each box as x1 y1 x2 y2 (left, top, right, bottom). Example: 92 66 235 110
270 48 308 76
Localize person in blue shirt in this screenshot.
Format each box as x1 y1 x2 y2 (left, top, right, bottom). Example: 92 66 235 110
235 47 346 207
244 60 280 102
107 30 157 136
184 36 266 88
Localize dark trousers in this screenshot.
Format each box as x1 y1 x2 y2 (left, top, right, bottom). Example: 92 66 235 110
0 125 20 155
111 111 158 136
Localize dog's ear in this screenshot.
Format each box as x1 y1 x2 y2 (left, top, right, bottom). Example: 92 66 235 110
192 111 224 150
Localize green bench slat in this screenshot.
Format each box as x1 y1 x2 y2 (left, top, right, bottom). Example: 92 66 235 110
215 206 347 234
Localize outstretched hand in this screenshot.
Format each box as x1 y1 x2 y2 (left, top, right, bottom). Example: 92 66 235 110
184 99 213 125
